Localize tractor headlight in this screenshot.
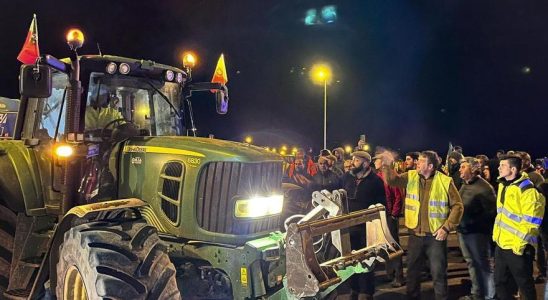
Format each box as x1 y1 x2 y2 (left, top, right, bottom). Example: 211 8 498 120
55 144 74 158
165 70 175 81
106 62 117 74
119 63 131 74
235 195 284 218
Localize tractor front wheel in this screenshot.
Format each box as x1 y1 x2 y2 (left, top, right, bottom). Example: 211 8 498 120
0 204 16 294
56 219 180 299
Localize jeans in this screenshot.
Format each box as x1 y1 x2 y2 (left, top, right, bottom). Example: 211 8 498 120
406 234 448 300
458 233 495 299
386 215 403 281
494 244 536 300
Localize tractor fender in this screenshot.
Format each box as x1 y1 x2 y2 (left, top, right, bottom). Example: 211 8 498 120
32 198 148 297
0 142 40 213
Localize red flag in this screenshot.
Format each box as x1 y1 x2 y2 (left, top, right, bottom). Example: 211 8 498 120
17 14 40 64
211 54 228 85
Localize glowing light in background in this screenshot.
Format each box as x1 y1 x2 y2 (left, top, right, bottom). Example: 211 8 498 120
344 145 353 153
304 5 337 26
321 5 337 23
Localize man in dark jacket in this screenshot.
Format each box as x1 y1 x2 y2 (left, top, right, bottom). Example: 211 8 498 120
457 157 497 300
341 151 386 299
448 151 464 190
310 156 341 192
517 151 545 187
517 151 546 282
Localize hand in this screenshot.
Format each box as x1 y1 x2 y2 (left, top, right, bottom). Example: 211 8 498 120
433 227 449 241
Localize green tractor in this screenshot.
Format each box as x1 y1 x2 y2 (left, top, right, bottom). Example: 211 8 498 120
0 29 402 300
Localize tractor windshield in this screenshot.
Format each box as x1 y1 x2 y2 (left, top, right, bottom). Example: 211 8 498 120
85 72 181 136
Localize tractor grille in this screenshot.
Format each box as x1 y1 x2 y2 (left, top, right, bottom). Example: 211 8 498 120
159 161 185 224
196 161 283 235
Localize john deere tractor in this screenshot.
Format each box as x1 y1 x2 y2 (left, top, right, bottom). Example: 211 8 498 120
0 28 402 300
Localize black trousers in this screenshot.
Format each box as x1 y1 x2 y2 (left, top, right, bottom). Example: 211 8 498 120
406 234 448 300
536 231 547 277
494 244 536 300
348 229 375 295
386 215 403 280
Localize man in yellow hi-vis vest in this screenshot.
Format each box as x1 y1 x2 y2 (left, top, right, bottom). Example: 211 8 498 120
380 150 463 300
493 155 545 300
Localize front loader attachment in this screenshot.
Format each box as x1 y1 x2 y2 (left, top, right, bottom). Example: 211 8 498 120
283 190 403 299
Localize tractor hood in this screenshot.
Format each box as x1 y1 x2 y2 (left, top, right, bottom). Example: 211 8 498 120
122 136 282 163
118 136 284 245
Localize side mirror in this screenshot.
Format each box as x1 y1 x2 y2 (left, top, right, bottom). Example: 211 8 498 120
215 87 229 115
19 64 52 98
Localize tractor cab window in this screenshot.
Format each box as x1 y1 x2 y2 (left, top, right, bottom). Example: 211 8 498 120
85 72 181 137
29 72 68 142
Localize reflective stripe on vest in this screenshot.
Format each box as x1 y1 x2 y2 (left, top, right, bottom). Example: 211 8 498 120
518 179 533 190
406 193 418 200
497 207 543 226
429 200 446 207
495 219 537 244
405 204 417 211
404 170 451 232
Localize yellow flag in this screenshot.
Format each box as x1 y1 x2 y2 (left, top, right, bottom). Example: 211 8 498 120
211 54 228 85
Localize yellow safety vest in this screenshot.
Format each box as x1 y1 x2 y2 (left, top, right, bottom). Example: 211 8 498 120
405 170 452 232
493 173 546 255
85 107 125 130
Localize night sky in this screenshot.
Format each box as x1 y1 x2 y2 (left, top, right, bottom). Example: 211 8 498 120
1 0 547 158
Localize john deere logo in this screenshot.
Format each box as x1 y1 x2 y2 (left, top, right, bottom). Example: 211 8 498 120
0 103 6 109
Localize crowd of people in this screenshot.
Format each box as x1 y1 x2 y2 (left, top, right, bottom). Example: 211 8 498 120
281 142 547 300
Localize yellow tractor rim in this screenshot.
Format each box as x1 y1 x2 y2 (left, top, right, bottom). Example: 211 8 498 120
64 265 88 300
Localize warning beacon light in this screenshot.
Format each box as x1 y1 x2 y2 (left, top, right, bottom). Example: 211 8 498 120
66 29 84 50
183 52 197 69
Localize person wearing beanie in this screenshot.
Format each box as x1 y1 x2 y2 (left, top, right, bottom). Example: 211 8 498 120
457 157 497 300
448 151 465 190
340 150 386 299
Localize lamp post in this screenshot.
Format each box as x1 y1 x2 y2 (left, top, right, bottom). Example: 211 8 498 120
181 51 198 136
310 63 332 149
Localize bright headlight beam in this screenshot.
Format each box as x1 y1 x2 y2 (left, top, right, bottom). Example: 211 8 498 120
55 144 74 158
235 195 284 218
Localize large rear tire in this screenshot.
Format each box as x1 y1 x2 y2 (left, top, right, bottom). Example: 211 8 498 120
0 204 16 294
56 219 180 300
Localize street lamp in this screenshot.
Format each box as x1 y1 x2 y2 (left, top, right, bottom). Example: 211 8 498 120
344 145 353 154
310 63 332 149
